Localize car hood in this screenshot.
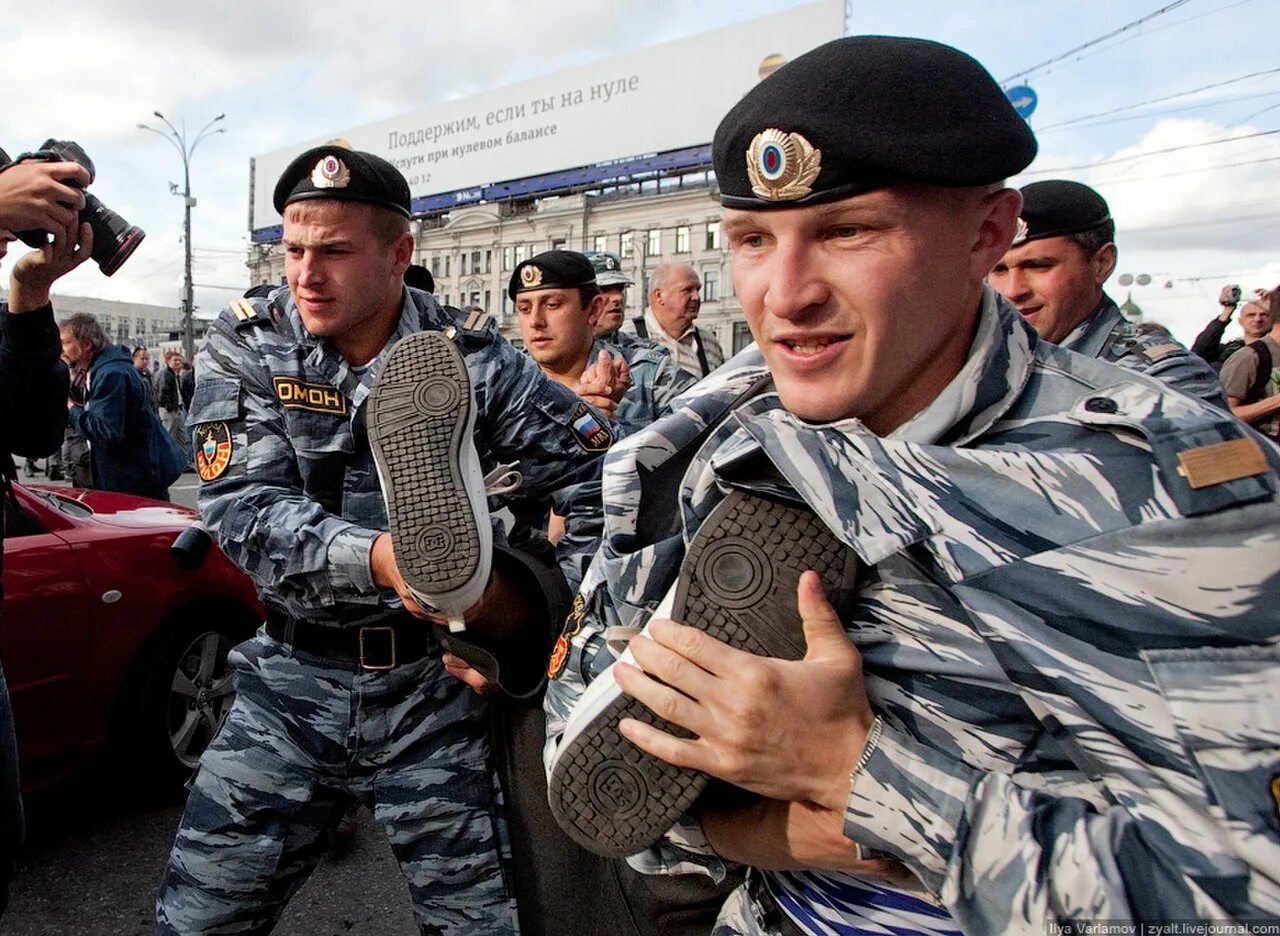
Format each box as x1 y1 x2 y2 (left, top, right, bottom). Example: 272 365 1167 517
70 489 197 528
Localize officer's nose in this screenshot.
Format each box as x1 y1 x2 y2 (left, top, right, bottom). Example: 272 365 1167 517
764 239 829 322
295 251 324 288
998 268 1031 303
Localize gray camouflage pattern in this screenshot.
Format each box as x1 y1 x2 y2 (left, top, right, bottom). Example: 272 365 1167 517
589 335 697 437
545 286 1280 933
1060 293 1228 408
156 635 515 935
190 284 606 624
159 284 609 933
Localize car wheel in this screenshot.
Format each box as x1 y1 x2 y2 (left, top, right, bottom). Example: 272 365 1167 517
123 616 248 785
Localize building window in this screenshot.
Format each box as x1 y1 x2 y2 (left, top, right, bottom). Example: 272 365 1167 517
646 229 661 257
502 246 514 270
460 253 468 276
551 237 566 251
444 256 451 277
484 250 492 274
514 243 528 265
732 321 753 354
471 250 482 273
675 225 689 253
619 231 634 259
593 234 608 254
706 221 721 251
703 270 720 302
431 255 441 276
469 291 481 309
484 290 491 313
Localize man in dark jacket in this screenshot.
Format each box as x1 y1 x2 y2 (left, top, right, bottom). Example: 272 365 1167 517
0 149 95 915
61 314 171 501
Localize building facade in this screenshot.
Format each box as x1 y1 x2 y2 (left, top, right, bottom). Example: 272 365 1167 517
247 174 752 357
0 290 187 356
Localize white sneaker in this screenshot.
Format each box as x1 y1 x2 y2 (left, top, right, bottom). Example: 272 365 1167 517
367 329 491 629
547 489 861 857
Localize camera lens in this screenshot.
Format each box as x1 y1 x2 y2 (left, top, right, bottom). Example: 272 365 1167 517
82 193 145 277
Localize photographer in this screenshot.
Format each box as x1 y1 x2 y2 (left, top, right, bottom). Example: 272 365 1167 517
0 147 95 915
1190 284 1252 368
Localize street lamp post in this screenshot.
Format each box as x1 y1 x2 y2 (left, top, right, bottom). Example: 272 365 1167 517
137 112 225 362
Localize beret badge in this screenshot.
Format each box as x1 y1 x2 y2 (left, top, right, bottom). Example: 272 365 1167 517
746 128 822 202
1012 217 1029 246
311 155 351 190
520 264 544 288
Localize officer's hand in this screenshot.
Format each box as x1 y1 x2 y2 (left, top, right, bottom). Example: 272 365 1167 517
8 220 94 313
0 160 89 233
700 797 914 882
615 571 875 812
370 532 435 620
442 653 495 696
578 348 632 409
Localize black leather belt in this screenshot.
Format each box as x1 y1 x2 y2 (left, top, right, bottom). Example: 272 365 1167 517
265 611 439 671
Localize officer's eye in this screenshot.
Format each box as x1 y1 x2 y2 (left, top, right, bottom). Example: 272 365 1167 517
828 224 861 240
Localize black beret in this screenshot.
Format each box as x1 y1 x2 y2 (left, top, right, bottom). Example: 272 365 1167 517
1013 180 1112 246
404 263 435 293
509 250 596 300
713 36 1037 209
273 145 411 218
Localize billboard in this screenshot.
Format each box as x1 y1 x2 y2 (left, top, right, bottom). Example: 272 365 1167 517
250 0 843 233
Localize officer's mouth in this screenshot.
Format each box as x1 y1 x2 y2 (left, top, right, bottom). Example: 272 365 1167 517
772 333 851 367
1016 304 1043 320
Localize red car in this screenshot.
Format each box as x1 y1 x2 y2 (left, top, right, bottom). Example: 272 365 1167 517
1 482 265 792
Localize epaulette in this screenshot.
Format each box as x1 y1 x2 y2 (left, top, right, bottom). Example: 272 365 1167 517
462 308 494 332
1138 341 1187 365
227 297 275 331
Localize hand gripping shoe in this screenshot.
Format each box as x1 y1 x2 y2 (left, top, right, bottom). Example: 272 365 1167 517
367 329 491 630
547 489 860 857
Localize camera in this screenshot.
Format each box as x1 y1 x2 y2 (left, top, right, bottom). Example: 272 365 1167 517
8 140 145 277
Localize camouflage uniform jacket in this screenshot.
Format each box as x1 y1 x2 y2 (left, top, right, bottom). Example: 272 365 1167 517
545 287 1280 932
588 336 697 437
190 285 606 629
1061 292 1228 408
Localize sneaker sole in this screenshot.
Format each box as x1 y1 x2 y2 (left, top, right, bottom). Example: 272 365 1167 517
366 330 482 604
548 489 860 857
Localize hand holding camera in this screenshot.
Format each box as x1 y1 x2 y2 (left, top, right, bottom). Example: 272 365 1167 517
0 158 89 235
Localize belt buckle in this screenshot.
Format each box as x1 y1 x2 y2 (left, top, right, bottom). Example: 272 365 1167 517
358 626 397 671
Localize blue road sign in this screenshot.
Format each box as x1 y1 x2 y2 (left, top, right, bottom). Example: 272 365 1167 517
1006 85 1038 119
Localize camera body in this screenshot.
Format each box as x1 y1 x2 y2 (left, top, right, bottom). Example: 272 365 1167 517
7 139 145 276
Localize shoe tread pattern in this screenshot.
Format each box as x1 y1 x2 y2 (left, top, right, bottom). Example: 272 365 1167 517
366 331 480 598
550 489 858 857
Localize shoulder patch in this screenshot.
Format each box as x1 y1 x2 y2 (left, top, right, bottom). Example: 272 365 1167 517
1176 437 1270 489
547 635 569 679
194 422 233 482
272 376 348 415
463 309 493 331
570 401 614 452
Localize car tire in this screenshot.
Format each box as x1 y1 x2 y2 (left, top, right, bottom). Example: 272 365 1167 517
119 614 251 787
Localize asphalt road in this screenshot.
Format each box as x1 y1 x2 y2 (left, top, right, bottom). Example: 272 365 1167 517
3 775 420 936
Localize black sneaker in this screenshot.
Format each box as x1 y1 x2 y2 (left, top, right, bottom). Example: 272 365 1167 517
547 489 860 857
367 329 491 629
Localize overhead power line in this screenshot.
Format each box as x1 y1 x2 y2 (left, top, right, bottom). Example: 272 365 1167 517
1001 0 1194 83
1037 66 1280 132
1021 127 1280 174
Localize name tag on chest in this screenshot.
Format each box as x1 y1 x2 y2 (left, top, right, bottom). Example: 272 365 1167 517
273 377 348 416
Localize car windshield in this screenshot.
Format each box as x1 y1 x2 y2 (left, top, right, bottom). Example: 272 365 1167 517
27 489 94 520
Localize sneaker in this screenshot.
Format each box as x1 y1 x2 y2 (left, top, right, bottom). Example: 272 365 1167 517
367 329 491 630
547 489 860 858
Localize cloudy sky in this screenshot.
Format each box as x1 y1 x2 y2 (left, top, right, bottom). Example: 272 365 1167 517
2 0 1278 346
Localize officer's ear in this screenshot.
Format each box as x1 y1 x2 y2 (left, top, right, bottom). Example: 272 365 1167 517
585 292 605 328
970 186 1022 282
1089 243 1117 287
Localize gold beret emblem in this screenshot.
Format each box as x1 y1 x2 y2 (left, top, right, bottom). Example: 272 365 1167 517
520 264 543 288
311 155 351 190
746 129 822 202
1012 217 1029 246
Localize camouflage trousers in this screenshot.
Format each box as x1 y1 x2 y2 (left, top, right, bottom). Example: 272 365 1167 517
155 632 517 936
